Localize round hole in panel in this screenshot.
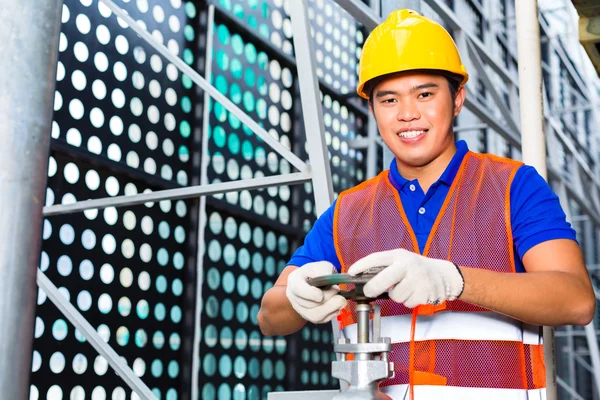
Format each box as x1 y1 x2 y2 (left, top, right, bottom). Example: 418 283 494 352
116 327 129 346
205 295 219 319
94 356 109 376
103 207 118 226
107 143 122 161
31 351 42 373
66 127 82 147
100 263 114 284
79 259 94 280
207 267 220 291
219 354 232 378
69 98 85 120
105 176 120 196
52 319 68 341
118 297 131 317
157 247 169 266
102 234 116 255
122 210 136 230
74 41 89 63
150 54 163 73
136 299 149 319
221 216 236 240
57 255 73 276
203 353 216 377
132 358 146 377
98 293 112 314
136 329 148 348
87 136 102 154
98 1 112 17
34 316 44 339
172 279 183 296
138 271 151 290
59 224 75 245
115 35 129 55
171 305 182 323
91 79 107 101
72 354 88 375
248 358 259 379
236 301 249 323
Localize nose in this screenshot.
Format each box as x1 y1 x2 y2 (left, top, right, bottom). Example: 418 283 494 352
397 100 420 122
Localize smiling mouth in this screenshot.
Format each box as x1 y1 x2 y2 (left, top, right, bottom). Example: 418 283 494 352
397 129 427 139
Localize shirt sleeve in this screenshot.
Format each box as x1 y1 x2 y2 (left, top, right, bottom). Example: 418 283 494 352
287 200 342 272
510 165 577 271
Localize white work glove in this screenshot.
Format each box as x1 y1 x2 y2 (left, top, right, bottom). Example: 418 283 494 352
286 261 347 324
347 249 464 308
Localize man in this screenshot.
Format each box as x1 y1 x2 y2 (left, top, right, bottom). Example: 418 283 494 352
258 9 595 399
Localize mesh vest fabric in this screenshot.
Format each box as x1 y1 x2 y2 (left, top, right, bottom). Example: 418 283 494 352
333 152 546 391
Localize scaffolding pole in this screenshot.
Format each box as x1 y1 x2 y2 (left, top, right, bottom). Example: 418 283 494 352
0 0 63 398
514 1 557 399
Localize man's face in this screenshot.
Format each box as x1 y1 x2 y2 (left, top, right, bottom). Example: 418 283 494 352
370 72 466 170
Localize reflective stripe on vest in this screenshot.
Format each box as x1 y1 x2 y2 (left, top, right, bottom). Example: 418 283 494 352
333 152 546 391
382 385 547 400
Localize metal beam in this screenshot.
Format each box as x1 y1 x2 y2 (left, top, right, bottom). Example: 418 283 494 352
423 0 520 87
557 377 587 400
98 0 308 173
43 173 312 216
0 0 62 398
332 0 381 31
539 16 590 100
37 271 156 399
191 5 215 400
288 0 334 216
465 38 520 134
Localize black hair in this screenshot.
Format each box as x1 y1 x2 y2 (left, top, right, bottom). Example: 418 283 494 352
367 71 462 103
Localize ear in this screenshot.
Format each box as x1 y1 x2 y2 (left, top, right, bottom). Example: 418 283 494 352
453 86 466 117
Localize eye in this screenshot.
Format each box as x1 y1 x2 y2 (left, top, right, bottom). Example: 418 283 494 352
418 92 432 99
381 98 396 104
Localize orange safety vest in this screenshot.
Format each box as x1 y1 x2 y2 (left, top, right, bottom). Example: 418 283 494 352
333 152 546 399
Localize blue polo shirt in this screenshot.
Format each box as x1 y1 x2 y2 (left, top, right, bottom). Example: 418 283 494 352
288 140 577 273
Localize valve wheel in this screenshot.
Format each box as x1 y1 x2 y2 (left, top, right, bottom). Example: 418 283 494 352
307 273 388 301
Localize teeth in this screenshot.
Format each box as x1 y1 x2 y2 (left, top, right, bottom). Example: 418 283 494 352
398 130 425 139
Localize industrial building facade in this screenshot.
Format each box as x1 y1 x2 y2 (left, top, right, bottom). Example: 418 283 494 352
26 0 600 399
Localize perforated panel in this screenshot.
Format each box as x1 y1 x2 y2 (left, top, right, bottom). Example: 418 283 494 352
32 0 201 399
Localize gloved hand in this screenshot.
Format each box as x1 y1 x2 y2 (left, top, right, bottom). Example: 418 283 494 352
347 249 464 308
286 261 347 324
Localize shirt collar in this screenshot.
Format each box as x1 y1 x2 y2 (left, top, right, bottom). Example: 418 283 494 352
388 140 470 189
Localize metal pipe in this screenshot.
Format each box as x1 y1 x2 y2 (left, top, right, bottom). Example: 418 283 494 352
356 304 371 344
515 1 557 398
355 303 372 361
0 0 63 397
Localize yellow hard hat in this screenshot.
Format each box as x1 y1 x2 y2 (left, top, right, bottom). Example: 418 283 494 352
356 9 469 99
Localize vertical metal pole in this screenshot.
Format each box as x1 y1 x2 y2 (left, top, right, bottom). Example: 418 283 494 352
288 0 334 215
0 0 63 398
191 5 215 400
288 0 340 377
515 1 557 398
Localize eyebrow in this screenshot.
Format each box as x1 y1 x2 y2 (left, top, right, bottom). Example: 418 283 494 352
374 82 440 99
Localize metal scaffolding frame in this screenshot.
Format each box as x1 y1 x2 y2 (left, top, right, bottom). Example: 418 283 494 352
4 0 600 398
